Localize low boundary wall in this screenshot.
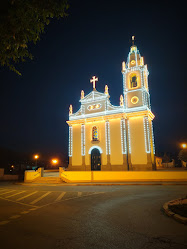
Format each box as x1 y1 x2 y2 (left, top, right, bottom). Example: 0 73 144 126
0 168 19 181
60 169 187 183
24 168 44 182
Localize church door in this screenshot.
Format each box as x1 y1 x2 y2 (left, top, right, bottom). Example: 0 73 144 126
91 148 101 171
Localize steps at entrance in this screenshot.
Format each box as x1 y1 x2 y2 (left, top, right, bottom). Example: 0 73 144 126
33 177 63 184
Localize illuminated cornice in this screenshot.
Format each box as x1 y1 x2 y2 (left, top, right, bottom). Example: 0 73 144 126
67 109 155 125
69 105 153 121
122 65 149 76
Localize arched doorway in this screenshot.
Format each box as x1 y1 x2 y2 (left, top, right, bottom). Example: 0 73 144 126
91 148 101 171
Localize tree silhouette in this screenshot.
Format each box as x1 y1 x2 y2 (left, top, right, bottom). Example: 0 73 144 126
0 0 69 75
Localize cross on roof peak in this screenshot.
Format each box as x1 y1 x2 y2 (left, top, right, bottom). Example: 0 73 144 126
90 76 98 90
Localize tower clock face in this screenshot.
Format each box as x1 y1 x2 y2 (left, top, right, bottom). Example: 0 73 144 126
131 60 135 65
131 96 139 104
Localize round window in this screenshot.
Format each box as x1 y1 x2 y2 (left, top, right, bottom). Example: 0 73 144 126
131 96 139 104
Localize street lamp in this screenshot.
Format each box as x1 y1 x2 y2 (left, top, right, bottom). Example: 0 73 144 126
181 143 187 149
51 159 58 165
34 154 39 166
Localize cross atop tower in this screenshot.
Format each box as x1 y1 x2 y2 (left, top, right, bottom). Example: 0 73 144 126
90 76 98 90
132 35 135 45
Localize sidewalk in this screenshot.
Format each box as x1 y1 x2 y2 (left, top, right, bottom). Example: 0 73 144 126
17 181 187 186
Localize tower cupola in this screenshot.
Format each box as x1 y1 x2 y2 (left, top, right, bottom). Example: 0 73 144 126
126 36 144 68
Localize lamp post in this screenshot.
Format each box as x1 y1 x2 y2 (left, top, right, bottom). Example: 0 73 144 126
179 143 187 168
34 154 39 167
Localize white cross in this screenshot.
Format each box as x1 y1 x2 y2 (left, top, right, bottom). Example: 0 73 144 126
90 76 98 90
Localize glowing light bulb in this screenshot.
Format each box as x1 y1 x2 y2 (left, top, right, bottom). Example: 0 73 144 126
181 143 187 149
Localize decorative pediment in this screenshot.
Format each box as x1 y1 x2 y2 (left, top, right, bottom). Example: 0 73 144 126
80 90 109 104
69 89 125 121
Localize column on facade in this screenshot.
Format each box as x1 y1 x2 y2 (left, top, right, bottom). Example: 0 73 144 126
120 118 128 170
105 120 111 169
143 116 153 169
68 125 73 168
81 123 86 170
125 118 132 170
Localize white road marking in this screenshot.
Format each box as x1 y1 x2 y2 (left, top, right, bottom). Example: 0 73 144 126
16 191 38 201
0 190 15 196
39 192 105 209
6 191 26 198
0 220 10 225
0 189 8 192
20 211 30 214
55 192 66 202
9 215 21 219
0 196 37 207
30 191 51 205
0 191 105 226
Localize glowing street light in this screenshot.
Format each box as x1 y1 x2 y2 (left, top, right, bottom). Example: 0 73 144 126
181 143 187 149
10 165 14 172
34 154 39 166
51 159 58 165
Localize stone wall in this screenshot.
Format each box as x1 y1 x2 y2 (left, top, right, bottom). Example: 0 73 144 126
0 168 19 181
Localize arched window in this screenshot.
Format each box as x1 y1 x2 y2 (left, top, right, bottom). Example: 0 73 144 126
92 126 99 141
130 74 138 88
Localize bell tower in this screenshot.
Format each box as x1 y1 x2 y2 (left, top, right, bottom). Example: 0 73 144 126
122 37 151 110
121 36 155 171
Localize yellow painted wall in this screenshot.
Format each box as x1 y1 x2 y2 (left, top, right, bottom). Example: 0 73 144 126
110 119 123 165
60 170 187 182
72 125 82 166
24 169 41 182
129 117 147 164
61 171 92 182
85 121 107 165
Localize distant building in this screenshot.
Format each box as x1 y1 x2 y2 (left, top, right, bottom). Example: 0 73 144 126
67 39 155 171
182 161 187 168
155 156 162 168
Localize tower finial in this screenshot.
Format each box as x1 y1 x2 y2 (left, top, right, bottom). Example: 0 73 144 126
81 90 84 99
132 35 135 45
105 85 108 95
69 105 73 115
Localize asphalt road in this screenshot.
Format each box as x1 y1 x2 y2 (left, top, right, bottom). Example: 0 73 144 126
0 182 187 249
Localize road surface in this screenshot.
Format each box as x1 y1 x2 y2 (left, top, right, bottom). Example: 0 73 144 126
0 182 187 249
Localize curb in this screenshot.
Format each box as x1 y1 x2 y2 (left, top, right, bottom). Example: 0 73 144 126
163 198 187 224
15 181 187 186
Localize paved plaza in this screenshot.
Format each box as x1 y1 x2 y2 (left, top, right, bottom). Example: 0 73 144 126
0 182 187 249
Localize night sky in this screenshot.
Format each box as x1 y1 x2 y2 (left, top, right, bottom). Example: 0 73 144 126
0 0 186 157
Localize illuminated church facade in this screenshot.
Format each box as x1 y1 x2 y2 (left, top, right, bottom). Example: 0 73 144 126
67 40 155 171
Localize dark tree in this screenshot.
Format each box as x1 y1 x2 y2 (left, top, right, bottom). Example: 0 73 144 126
178 149 187 162
162 152 171 163
0 0 69 75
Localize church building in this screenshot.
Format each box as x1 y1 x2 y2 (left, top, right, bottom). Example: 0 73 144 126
67 39 155 171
